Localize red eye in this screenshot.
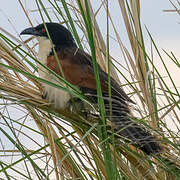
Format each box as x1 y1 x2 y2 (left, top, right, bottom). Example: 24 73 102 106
41 28 46 33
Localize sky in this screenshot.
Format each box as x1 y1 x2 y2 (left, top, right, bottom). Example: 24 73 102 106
0 0 180 61
0 0 180 178
0 0 179 137
0 0 179 135
0 0 179 147
0 0 180 52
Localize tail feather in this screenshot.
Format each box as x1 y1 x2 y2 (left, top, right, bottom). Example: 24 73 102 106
81 87 161 155
113 117 161 154
105 101 161 155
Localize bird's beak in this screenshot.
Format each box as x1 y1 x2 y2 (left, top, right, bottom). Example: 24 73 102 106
20 27 41 36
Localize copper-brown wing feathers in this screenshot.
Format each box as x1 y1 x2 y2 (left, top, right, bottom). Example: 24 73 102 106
47 47 161 155
47 47 134 104
21 23 161 155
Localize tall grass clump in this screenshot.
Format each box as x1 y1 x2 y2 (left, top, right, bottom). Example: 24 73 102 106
0 0 179 179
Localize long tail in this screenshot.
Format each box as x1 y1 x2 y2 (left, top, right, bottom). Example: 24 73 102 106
104 98 161 155
81 87 161 155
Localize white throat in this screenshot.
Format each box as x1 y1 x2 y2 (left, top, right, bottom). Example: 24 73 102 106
37 37 52 66
37 37 71 109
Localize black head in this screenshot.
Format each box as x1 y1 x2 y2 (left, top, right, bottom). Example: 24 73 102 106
20 22 77 49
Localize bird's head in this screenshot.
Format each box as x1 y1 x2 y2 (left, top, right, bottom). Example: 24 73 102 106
20 23 77 50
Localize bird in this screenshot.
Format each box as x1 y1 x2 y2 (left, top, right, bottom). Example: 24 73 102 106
20 22 161 155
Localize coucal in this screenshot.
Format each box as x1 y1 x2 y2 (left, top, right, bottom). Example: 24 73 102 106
21 22 161 155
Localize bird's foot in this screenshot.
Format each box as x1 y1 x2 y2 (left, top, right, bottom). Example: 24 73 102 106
42 89 48 99
68 98 84 112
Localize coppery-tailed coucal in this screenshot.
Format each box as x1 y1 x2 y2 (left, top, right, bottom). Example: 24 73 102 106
21 22 161 155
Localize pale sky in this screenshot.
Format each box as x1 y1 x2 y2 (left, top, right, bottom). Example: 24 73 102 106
0 0 180 105
1 0 180 60
0 1 179 179
0 0 180 50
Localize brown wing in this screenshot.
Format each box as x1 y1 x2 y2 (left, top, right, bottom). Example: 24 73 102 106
47 47 134 103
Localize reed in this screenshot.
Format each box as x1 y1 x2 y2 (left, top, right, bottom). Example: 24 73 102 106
0 0 179 179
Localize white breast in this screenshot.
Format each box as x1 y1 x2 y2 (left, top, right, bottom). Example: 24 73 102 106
37 37 71 109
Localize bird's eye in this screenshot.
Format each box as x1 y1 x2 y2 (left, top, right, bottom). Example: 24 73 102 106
41 28 46 33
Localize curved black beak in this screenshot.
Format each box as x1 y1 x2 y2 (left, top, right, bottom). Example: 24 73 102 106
20 27 41 36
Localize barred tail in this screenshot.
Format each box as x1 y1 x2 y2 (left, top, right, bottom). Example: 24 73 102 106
104 100 161 155
81 87 161 155
112 116 161 154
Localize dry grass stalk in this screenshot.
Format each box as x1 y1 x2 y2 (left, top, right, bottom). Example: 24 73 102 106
0 0 179 179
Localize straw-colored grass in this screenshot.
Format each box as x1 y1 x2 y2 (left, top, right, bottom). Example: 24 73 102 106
0 0 180 179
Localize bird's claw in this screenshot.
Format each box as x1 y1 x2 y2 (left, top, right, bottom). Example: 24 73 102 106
42 91 48 99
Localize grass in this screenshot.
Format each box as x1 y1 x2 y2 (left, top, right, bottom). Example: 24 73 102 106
0 0 180 179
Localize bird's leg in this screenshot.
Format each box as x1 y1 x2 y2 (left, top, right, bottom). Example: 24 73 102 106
42 91 48 99
42 85 48 99
67 97 89 119
67 97 85 112
67 97 99 118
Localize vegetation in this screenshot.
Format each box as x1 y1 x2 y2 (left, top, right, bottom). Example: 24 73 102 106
0 0 179 179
